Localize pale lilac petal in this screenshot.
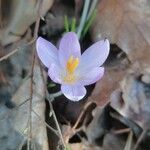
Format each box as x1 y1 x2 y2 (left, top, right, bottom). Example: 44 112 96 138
78 67 104 86
36 37 58 68
79 39 109 70
48 63 62 84
61 85 86 101
59 32 81 68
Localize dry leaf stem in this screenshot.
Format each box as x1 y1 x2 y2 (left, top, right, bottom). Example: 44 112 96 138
28 0 43 149
38 52 66 147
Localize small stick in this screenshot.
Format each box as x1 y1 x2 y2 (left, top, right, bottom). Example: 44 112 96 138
47 92 66 148
73 101 93 129
38 59 66 148
32 109 59 136
133 130 147 150
0 39 35 62
111 128 131 135
27 0 43 149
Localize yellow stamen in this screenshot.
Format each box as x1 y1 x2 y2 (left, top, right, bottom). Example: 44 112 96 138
63 74 76 83
63 55 79 83
66 55 79 74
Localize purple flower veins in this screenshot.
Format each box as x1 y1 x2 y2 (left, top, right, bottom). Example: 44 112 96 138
36 32 110 101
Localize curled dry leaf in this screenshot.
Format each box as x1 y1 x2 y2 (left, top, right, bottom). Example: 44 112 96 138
111 72 150 130
0 0 53 46
84 105 134 150
92 0 150 65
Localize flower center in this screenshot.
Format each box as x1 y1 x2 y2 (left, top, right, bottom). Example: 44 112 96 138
63 55 79 83
66 55 79 74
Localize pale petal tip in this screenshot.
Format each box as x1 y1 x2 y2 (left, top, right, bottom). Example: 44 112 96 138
66 94 86 101
104 38 110 52
36 36 43 44
101 38 110 61
36 37 44 51
63 31 78 37
61 85 86 101
36 36 58 68
62 32 79 42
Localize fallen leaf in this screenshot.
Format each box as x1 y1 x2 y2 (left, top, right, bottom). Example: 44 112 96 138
11 65 48 150
111 72 150 129
92 0 150 65
89 58 128 106
0 33 31 108
0 104 24 150
86 105 112 145
0 0 53 45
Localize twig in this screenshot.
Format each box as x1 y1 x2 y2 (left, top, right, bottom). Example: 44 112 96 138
133 130 147 150
73 101 93 129
77 0 90 38
0 48 19 62
47 92 66 148
27 0 43 149
111 128 131 135
124 131 133 150
0 39 36 62
110 112 142 137
28 50 35 150
37 55 66 148
32 109 59 136
17 98 31 108
49 91 62 100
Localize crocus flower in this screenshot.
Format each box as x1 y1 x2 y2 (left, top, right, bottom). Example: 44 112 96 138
36 32 109 101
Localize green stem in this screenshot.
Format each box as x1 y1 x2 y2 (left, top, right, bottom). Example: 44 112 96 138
86 0 98 20
64 15 69 32
49 91 62 100
77 0 90 39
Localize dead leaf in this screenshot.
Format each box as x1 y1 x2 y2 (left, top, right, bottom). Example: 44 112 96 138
111 72 150 129
0 33 31 108
11 65 48 150
92 0 150 65
0 0 53 45
0 104 24 150
90 59 128 106
86 105 112 145
68 143 84 150
68 142 101 150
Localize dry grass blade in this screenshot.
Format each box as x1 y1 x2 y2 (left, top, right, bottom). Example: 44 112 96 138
32 109 58 136
124 131 133 150
133 130 147 150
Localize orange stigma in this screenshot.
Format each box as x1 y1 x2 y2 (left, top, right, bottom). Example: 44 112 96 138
63 55 79 83
66 55 79 74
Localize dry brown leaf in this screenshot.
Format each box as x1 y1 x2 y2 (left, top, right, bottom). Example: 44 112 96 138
68 142 101 150
68 127 127 150
11 65 48 150
111 71 150 129
92 0 150 64
90 61 128 106
69 143 84 150
0 32 32 108
0 0 53 45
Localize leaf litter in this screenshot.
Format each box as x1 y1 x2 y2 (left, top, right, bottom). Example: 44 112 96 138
0 0 150 150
